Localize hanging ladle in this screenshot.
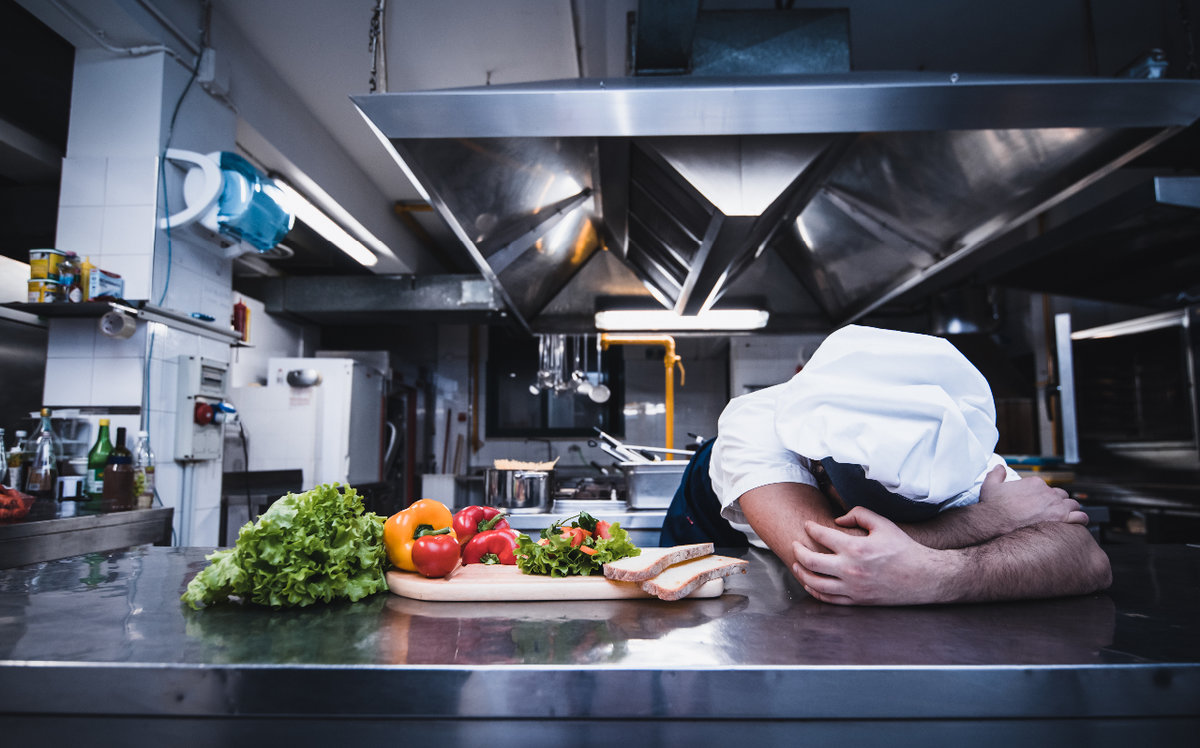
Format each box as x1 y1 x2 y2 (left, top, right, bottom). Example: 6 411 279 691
589 333 611 403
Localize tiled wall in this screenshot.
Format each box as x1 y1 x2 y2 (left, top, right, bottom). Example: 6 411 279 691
48 49 237 547
56 155 158 301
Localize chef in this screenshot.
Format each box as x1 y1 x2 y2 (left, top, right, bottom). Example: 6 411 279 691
661 325 1112 606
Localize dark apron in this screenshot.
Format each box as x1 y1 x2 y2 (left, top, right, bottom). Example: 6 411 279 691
659 439 749 547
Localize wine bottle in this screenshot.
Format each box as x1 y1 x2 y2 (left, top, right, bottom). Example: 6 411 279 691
102 427 134 511
85 418 113 507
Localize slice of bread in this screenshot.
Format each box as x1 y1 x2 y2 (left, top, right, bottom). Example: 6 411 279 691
603 543 714 582
640 554 748 601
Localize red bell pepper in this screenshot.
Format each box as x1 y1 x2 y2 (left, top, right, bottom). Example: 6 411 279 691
411 528 461 578
452 505 510 546
462 528 519 565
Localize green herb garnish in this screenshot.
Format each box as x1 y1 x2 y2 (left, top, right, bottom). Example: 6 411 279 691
516 511 640 577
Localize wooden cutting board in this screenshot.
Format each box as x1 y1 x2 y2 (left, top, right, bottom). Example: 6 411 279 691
387 563 724 602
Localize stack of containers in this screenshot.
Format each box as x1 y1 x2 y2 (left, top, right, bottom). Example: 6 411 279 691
27 249 124 304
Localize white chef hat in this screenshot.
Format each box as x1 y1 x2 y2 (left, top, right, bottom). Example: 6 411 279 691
775 325 1000 506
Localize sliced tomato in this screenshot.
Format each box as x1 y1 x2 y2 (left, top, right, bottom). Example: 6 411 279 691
594 520 612 539
559 527 591 547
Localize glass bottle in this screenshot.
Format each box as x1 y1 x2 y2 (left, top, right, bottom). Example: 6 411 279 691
85 419 113 507
59 252 82 302
102 427 134 511
133 430 155 509
26 409 59 500
6 430 27 491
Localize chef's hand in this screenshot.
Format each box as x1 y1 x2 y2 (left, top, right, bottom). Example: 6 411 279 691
979 465 1088 534
791 506 949 606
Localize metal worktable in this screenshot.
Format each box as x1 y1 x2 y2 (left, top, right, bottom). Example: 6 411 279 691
1 544 1197 745
0 506 174 568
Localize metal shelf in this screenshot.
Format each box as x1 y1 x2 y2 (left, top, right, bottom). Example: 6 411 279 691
3 300 245 345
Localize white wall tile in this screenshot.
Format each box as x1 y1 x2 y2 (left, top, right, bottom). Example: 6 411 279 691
55 206 104 257
66 51 163 159
89 357 144 407
46 318 97 358
149 325 198 363
93 319 147 358
193 459 225 511
162 265 203 314
59 157 107 206
201 278 233 320
155 459 182 541
199 336 232 363
147 354 179 411
100 254 152 301
43 357 95 406
101 204 157 256
148 408 177 469
104 156 159 206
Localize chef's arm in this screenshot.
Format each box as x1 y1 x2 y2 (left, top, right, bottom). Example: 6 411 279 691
738 481 850 568
792 507 1112 605
894 465 1090 550
740 480 1111 606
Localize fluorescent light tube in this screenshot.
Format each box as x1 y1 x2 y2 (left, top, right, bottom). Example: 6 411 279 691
594 309 769 331
273 180 379 267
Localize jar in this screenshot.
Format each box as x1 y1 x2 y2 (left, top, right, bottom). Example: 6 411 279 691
29 248 68 280
27 279 64 303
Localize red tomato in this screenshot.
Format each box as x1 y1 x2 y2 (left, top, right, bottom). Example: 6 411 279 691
594 520 612 540
560 527 591 547
411 533 461 578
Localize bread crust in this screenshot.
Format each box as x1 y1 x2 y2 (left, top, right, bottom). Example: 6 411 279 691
602 543 714 582
640 555 748 601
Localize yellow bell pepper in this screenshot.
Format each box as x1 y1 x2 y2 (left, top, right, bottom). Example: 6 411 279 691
383 498 456 572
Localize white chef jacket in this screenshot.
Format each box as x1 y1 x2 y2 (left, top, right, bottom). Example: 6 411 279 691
709 382 1015 549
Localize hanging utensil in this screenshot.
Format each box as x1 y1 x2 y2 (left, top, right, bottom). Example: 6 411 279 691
573 334 592 396
589 333 611 403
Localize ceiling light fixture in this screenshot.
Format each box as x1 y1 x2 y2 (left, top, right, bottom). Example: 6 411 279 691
594 308 770 331
272 179 380 267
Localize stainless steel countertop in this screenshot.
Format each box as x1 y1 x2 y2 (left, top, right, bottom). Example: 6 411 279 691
0 506 174 568
1 544 1197 742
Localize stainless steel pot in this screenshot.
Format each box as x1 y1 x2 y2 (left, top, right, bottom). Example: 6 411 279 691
485 469 551 513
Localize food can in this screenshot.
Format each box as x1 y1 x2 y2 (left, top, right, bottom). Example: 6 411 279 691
27 279 64 303
29 248 68 280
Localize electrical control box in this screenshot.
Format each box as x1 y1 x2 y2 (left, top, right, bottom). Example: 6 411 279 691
175 355 230 462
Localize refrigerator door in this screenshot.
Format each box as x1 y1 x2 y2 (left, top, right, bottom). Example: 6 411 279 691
228 385 320 489
267 358 385 486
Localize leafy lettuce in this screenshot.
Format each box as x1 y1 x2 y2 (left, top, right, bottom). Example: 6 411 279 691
515 511 640 577
181 484 386 609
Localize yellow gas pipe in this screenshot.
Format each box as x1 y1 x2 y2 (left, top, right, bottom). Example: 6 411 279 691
600 334 685 459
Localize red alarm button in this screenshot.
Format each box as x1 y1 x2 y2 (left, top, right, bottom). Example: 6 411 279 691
194 401 214 425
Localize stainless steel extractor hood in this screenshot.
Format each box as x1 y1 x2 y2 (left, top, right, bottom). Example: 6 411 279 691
353 72 1200 332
